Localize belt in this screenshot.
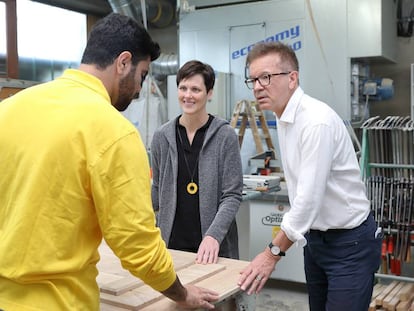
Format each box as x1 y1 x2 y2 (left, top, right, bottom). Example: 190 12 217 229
309 227 351 235
308 212 372 235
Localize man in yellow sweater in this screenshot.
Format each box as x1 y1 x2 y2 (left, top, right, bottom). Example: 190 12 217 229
0 13 218 310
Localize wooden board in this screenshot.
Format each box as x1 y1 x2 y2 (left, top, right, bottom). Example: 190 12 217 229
101 264 226 310
397 294 414 311
98 242 250 310
369 284 385 311
376 281 399 306
369 281 414 311
383 282 405 309
399 283 414 301
98 243 197 296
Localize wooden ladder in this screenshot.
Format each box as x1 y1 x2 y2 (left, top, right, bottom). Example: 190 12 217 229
230 99 275 154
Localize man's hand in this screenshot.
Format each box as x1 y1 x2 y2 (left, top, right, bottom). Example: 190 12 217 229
176 284 219 309
237 250 279 295
196 235 219 264
161 276 219 309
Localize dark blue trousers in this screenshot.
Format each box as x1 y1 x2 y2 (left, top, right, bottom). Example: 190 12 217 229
304 214 382 311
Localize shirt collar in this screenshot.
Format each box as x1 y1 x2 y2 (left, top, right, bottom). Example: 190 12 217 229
279 86 304 124
60 69 111 103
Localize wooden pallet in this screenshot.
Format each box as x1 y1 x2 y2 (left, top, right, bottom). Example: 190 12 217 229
369 281 414 311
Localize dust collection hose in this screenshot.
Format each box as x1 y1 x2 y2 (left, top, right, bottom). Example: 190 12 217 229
108 0 175 28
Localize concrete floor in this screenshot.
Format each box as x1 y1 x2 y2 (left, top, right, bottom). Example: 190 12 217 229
256 280 309 311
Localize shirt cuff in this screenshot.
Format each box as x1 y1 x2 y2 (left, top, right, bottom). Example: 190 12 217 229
281 222 307 247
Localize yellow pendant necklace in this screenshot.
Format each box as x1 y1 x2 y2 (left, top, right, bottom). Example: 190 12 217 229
177 125 205 195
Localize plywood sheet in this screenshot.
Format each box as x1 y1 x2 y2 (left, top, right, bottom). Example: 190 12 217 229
97 250 195 296
98 247 196 296
98 242 250 311
101 264 225 310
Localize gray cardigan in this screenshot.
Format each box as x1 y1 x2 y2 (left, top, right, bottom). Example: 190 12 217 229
150 116 243 259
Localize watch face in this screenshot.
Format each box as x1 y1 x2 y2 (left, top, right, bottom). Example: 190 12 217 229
270 245 281 255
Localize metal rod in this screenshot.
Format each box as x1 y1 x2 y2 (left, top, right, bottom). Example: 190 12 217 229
369 163 414 169
375 273 414 283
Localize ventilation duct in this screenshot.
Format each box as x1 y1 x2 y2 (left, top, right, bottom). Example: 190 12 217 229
151 53 178 77
107 0 175 28
108 0 178 76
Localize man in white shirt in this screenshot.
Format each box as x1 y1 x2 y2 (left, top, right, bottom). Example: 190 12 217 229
238 42 382 311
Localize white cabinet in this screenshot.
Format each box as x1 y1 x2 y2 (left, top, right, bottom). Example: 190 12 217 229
237 193 306 284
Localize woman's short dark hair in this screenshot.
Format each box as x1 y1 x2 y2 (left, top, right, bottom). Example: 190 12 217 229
176 60 215 92
81 13 160 69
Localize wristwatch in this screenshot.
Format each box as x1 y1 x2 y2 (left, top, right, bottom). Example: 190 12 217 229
268 242 286 257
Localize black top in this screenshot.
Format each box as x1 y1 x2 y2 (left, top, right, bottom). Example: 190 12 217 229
168 115 214 253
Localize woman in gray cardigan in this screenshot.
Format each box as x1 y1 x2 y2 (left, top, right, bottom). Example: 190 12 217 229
150 60 243 263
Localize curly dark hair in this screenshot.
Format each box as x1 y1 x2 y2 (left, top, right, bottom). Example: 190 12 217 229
81 13 160 69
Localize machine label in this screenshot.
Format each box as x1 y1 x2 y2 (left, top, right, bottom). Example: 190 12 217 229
231 24 302 60
262 212 284 226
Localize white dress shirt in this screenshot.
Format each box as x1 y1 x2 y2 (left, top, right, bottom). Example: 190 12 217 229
277 87 371 246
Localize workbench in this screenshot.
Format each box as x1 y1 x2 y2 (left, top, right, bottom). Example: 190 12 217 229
97 241 250 310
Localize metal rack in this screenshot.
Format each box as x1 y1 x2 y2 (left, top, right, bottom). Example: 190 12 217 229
360 116 414 283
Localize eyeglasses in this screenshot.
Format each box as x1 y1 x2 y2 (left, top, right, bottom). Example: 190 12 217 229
244 72 291 89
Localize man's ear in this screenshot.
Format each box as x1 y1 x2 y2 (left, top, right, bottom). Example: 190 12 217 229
288 71 299 90
116 51 132 75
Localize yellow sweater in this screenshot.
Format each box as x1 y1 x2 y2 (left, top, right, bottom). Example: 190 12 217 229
0 69 175 310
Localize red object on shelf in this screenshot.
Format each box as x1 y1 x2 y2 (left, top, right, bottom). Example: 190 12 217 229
260 168 271 176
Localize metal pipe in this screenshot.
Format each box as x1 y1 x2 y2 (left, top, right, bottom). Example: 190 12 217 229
107 0 143 24
108 0 174 28
151 53 178 77
375 273 414 283
107 0 178 76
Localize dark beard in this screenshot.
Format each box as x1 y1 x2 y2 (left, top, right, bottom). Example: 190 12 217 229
114 67 136 111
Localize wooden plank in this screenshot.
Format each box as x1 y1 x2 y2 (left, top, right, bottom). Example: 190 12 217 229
368 301 377 311
369 283 385 310
399 283 414 301
389 295 403 311
97 272 124 286
100 257 249 311
138 257 250 311
397 292 414 311
397 300 411 311
373 283 385 299
98 243 250 311
101 285 160 310
99 249 196 296
175 262 226 285
384 282 405 309
376 281 399 306
387 282 414 311
100 303 127 311
100 276 145 296
101 263 226 310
